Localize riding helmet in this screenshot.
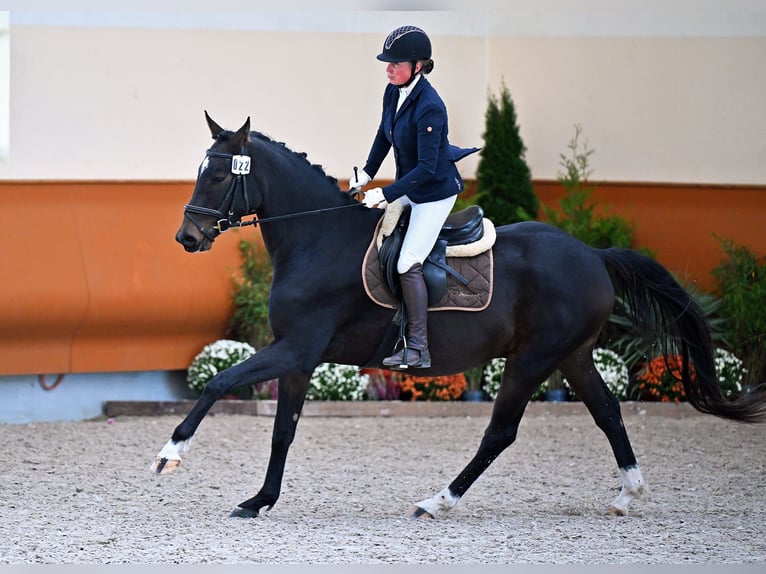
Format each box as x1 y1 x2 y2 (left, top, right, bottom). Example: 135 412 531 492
377 26 432 62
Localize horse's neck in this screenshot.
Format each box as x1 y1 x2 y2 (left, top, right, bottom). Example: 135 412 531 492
259 201 378 272
252 139 375 266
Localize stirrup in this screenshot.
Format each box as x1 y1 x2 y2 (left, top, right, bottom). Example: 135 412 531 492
382 346 431 370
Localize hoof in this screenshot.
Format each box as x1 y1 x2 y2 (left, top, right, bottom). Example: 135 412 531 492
608 505 627 517
151 457 181 475
229 506 260 519
409 505 434 520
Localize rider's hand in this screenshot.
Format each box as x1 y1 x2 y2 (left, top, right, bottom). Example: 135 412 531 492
362 187 387 208
348 168 371 190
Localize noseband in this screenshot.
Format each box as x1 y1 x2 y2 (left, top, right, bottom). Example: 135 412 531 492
183 149 255 241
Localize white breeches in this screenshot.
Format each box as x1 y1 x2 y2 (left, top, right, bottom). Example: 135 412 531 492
397 194 457 273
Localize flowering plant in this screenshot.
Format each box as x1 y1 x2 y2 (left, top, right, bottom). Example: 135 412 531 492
714 348 746 398
307 363 369 401
483 358 504 400
187 339 256 394
483 358 549 401
398 373 467 401
635 354 692 402
361 369 402 400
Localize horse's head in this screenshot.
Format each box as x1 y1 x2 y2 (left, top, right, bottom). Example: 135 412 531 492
176 112 256 252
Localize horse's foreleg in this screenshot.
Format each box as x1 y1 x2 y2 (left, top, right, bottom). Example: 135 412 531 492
229 374 310 519
560 353 648 516
150 348 286 475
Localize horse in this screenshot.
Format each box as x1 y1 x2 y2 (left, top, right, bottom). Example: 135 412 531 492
152 112 766 519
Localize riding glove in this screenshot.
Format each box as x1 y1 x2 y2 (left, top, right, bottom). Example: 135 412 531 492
348 168 371 190
362 187 387 209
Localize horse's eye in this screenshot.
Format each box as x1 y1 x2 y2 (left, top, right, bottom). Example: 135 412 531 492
211 172 227 184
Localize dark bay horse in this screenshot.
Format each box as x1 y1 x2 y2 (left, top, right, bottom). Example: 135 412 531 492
152 113 766 519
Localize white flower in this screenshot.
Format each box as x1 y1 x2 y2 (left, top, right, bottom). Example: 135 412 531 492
482 358 550 401
483 348 628 401
714 348 746 397
307 363 369 401
187 339 256 393
482 358 504 400
586 348 629 400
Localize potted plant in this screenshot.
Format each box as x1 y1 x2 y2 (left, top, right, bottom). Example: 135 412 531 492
714 348 747 398
361 368 402 400
461 366 487 401
397 373 467 401
473 79 538 224
483 358 548 401
187 339 257 399
307 363 369 401
634 355 691 403
544 370 569 402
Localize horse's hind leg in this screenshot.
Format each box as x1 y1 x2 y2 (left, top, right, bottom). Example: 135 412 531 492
411 354 550 519
559 349 647 515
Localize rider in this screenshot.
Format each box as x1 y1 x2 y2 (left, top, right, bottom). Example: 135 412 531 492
350 25 478 369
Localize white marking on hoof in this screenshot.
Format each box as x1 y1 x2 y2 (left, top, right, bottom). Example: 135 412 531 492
150 439 190 475
411 487 460 519
609 465 647 516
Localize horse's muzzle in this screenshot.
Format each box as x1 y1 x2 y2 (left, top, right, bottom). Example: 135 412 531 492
175 227 211 253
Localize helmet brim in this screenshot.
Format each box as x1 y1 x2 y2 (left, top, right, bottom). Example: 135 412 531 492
376 52 402 63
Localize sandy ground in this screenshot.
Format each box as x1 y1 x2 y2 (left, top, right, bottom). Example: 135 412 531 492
1 410 765 564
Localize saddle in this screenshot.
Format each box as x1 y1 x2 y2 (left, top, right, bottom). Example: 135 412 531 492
361 202 495 368
376 201 491 306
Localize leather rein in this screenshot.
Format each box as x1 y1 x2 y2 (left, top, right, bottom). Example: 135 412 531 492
184 149 364 241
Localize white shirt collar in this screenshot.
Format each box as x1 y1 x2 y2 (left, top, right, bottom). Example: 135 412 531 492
396 73 421 112
398 73 421 99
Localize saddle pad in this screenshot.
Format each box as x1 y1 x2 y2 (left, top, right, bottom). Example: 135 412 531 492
362 219 494 312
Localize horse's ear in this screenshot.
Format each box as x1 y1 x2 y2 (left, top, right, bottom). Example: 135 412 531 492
231 116 251 150
204 110 224 139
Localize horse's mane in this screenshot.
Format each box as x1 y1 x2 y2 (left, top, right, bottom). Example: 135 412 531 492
216 129 339 188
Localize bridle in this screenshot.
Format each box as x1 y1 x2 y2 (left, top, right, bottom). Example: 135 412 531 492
183 149 254 242
183 148 364 242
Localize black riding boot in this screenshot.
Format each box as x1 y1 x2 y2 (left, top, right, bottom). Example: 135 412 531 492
383 263 431 369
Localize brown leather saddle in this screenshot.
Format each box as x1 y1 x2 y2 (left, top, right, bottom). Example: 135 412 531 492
377 205 485 306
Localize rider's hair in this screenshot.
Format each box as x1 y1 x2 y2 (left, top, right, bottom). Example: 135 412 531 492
419 58 434 75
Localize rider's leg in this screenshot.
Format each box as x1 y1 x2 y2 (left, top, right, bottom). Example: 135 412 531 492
382 194 455 369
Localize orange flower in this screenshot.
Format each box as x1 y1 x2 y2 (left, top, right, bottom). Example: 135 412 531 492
635 355 695 403
398 373 467 401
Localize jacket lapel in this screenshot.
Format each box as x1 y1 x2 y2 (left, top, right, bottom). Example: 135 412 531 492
394 76 428 122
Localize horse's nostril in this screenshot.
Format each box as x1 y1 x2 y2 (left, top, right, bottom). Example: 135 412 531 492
176 231 199 250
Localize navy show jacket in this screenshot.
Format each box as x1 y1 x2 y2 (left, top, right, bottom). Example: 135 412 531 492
363 76 479 204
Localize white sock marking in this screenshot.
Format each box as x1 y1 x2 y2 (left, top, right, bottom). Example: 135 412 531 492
610 465 647 515
414 487 460 518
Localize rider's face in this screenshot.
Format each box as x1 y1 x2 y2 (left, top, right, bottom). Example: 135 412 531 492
386 61 421 86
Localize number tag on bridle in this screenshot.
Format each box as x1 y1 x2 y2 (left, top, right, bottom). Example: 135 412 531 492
231 155 251 175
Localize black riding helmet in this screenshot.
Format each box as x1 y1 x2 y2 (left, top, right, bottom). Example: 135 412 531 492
377 26 432 63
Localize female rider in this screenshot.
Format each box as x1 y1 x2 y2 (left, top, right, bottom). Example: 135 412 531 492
350 25 478 369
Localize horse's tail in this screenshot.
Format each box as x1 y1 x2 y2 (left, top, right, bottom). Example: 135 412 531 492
602 248 766 423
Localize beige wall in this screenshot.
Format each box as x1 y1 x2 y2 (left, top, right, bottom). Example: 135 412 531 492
2 7 764 184
490 36 766 183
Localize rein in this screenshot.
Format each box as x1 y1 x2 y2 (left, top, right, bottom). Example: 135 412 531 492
184 148 364 239
225 201 364 231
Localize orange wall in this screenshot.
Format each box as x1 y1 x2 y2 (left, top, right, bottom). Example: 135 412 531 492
533 181 765 292
0 180 763 376
0 181 245 376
